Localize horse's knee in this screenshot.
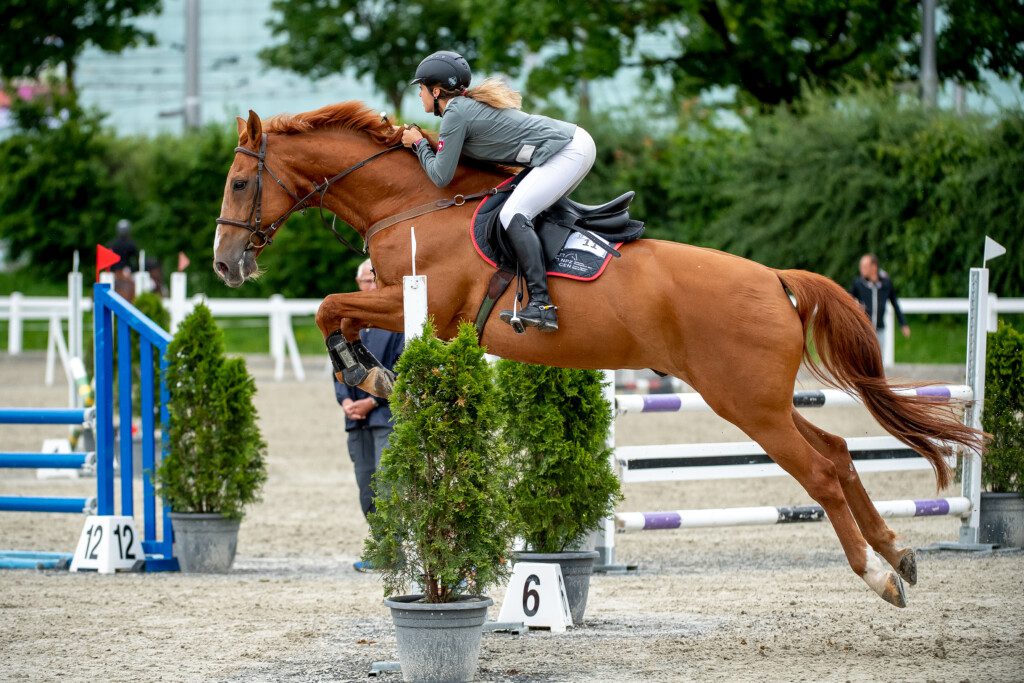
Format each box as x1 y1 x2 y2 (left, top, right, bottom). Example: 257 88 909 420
804 460 847 509
315 300 336 336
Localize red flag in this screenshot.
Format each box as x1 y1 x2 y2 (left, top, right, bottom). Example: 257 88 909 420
95 244 121 282
177 251 190 272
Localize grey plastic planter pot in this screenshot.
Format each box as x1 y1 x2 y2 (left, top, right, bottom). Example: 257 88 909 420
169 512 240 573
384 594 493 683
979 492 1024 548
514 550 599 625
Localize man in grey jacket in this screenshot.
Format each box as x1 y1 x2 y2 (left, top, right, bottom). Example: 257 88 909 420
401 50 596 334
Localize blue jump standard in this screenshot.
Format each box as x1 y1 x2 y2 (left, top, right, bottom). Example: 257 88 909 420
0 453 92 469
0 407 92 425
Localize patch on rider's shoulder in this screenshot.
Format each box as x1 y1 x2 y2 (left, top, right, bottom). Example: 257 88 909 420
515 144 536 164
437 139 445 152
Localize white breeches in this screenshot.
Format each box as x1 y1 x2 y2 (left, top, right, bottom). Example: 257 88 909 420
499 127 596 228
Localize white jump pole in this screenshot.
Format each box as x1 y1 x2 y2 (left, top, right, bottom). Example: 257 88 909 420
956 267 989 546
8 291 22 355
593 369 620 568
403 227 427 344
168 272 187 334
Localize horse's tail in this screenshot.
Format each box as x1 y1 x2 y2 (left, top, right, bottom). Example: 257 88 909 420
775 269 984 490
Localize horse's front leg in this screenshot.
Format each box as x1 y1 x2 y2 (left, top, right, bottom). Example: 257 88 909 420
316 286 404 398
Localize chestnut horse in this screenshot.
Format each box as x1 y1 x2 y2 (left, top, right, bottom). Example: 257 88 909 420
213 102 982 608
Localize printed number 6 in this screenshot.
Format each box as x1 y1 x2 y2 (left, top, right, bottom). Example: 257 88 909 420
522 574 540 617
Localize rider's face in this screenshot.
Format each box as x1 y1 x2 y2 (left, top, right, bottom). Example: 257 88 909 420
419 84 440 113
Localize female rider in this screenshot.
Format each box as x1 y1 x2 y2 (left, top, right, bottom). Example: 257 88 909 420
401 50 596 333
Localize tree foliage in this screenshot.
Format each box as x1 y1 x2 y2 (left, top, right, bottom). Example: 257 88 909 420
260 0 517 114
579 90 1023 298
364 322 516 603
0 99 129 280
938 0 1024 87
156 304 268 520
0 0 161 89
982 322 1024 494
467 0 1023 106
495 362 621 553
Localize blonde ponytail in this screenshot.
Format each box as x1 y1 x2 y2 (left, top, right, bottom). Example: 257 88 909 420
462 77 522 110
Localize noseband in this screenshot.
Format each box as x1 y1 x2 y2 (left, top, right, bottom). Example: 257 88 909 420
215 132 402 253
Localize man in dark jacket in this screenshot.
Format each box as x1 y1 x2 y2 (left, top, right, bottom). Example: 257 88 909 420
849 253 910 347
334 260 403 572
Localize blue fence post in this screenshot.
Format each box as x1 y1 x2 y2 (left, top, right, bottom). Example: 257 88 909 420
117 318 134 517
140 337 157 548
94 285 115 516
158 354 174 557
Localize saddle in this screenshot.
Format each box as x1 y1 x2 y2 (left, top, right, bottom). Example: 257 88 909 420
469 173 645 338
471 172 645 281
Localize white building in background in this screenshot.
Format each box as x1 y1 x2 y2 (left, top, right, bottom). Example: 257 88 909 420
72 0 682 136
75 0 1022 137
77 0 385 135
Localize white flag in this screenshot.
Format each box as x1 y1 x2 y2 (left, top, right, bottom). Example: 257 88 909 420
983 236 1006 265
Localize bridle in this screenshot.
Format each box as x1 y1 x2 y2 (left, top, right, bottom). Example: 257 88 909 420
215 132 403 254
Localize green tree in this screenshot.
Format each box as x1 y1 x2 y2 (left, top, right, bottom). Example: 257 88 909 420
156 304 268 519
494 362 621 553
981 322 1024 494
0 102 129 280
0 0 162 92
364 322 516 602
260 0 516 115
467 0 645 111
468 1 1023 107
938 0 1024 87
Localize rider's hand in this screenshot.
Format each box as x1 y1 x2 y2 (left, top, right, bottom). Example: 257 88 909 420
402 127 424 148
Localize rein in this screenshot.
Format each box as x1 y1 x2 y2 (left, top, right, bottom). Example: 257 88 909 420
216 131 505 256
363 186 500 249
215 132 403 254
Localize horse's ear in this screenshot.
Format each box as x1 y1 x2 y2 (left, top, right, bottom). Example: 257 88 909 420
245 109 262 148
236 116 247 142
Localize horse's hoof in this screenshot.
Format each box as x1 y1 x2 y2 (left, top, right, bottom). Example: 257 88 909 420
896 549 917 586
880 572 907 608
862 549 907 608
359 367 395 398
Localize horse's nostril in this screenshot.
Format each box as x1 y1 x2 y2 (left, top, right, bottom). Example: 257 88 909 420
215 261 229 277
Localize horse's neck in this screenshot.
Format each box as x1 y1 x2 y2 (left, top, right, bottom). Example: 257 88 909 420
285 131 509 233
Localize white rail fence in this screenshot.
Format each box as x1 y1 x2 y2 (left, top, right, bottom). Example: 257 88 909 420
3 272 1023 386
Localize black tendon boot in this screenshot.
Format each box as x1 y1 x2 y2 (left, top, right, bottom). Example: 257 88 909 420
499 214 559 332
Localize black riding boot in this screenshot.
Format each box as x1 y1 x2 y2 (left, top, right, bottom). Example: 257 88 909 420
499 213 558 332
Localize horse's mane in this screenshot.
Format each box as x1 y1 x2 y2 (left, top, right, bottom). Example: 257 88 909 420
264 100 517 177
265 101 404 146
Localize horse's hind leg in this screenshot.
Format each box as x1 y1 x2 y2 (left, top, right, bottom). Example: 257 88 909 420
727 410 908 607
791 411 917 586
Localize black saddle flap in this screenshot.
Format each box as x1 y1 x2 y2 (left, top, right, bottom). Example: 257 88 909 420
476 174 645 273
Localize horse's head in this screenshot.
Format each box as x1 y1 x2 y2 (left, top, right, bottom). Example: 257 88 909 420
213 110 299 287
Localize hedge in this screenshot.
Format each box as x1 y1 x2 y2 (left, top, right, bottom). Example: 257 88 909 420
1 90 1020 299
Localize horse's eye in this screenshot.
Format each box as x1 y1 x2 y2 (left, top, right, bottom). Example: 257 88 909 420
232 179 247 191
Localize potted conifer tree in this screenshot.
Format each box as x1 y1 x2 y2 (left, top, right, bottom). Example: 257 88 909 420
979 321 1024 547
494 362 622 626
156 304 268 572
363 322 516 683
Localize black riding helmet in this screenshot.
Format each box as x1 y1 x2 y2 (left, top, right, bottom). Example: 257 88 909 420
411 51 471 116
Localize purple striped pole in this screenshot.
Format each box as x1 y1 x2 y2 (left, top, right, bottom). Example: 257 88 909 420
616 385 973 415
616 497 971 531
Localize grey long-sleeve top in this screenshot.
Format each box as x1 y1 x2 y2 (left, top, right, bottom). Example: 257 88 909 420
413 96 576 187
